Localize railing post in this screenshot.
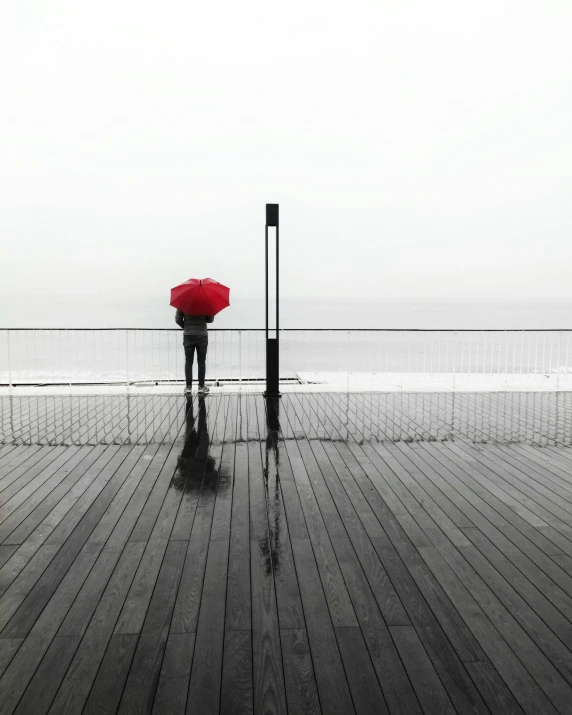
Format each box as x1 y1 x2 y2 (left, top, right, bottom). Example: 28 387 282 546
452 330 457 391
239 330 242 385
347 330 350 392
125 329 130 389
7 329 12 390
557 329 562 391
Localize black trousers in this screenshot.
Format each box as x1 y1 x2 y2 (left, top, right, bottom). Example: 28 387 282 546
183 335 208 387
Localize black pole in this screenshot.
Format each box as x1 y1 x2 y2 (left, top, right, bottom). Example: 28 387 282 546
265 203 280 398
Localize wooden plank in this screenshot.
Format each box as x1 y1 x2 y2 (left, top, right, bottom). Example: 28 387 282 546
494 444 572 499
450 441 572 529
210 395 235 542
468 524 572 610
293 396 411 628
118 539 187 714
57 546 125 637
5 398 158 551
0 544 61 626
0 445 102 545
105 443 174 549
152 632 195 715
113 447 187 635
12 635 80 715
186 539 229 715
314 404 486 667
423 441 567 556
82 633 138 715
390 625 456 715
0 446 125 600
460 527 572 666
44 444 127 546
170 481 219 634
1 445 137 638
47 541 146 713
0 447 72 511
225 406 251 631
464 660 526 715
0 448 43 483
0 540 104 714
280 409 357 629
126 440 180 543
253 397 305 630
417 545 551 714
290 537 355 715
330 536 422 715
335 625 389 715
321 398 517 712
440 441 572 538
250 540 288 715
280 628 320 715
413 619 490 715
432 538 572 713
0 447 57 496
88 444 174 548
0 638 22 679
246 395 288 714
552 553 572 576
220 630 253 715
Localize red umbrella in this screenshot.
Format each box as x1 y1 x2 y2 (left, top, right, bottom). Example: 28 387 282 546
170 277 230 316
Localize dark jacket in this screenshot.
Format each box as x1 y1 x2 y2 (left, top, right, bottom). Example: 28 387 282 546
175 310 214 336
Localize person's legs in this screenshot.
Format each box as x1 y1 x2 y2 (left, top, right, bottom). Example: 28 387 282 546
183 337 196 388
196 340 208 388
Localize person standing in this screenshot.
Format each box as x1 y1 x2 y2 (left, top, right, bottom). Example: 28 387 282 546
175 309 214 393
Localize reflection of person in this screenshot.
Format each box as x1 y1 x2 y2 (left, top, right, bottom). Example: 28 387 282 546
174 395 216 496
181 395 208 460
175 310 214 394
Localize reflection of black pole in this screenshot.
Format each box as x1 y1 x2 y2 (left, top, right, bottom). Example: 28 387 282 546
265 203 281 398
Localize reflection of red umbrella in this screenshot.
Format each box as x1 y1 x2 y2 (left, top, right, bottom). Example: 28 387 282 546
170 277 230 316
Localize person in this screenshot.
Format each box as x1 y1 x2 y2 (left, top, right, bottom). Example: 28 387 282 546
175 309 214 393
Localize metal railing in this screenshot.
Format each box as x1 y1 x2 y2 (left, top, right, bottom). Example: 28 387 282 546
1 328 571 388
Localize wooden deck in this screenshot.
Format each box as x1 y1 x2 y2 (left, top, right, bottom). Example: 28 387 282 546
1 392 572 714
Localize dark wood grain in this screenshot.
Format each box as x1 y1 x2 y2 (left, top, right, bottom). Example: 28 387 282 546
13 634 80 715
119 541 187 713
390 625 456 715
152 632 195 715
2 446 136 638
225 438 251 631
250 539 288 715
330 536 422 715
280 628 321 715
3 391 572 714
186 539 229 715
465 660 526 715
83 633 138 715
220 630 253 715
47 541 146 713
0 637 22 679
290 536 355 715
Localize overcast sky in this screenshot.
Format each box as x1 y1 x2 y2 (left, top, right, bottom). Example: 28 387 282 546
1 0 571 313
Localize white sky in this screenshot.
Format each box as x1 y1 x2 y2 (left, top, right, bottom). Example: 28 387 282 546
1 0 571 310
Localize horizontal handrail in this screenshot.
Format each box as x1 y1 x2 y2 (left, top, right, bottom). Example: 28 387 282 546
2 328 572 332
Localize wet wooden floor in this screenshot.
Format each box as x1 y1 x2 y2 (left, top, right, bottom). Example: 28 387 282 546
1 392 572 714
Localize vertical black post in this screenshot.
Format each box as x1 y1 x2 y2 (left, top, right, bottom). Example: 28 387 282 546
265 203 280 398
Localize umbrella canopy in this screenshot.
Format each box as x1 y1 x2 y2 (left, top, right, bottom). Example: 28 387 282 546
170 277 230 316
